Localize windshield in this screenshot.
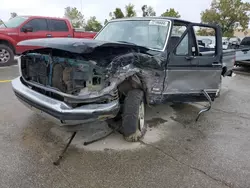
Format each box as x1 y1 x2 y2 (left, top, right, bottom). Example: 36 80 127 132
0 16 29 28
95 19 170 50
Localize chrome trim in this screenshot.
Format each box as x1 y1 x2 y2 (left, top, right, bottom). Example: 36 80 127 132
94 18 172 52
21 77 117 100
16 96 105 125
12 77 120 125
17 56 22 76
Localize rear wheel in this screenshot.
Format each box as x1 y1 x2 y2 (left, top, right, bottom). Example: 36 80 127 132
0 44 14 67
121 89 147 142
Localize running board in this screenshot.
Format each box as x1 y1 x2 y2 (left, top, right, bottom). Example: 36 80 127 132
196 90 212 121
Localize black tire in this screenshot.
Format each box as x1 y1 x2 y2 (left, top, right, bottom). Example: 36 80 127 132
121 89 147 142
0 44 14 67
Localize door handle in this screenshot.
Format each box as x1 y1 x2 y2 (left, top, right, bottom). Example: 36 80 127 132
185 56 196 60
46 34 52 37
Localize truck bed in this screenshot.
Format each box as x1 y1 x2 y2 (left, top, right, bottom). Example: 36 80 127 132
73 29 97 39
234 37 250 66
235 46 250 66
200 49 235 76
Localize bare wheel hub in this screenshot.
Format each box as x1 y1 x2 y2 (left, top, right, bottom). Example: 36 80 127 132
138 101 145 131
0 49 10 64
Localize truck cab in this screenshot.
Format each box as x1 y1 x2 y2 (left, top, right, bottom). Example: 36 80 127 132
0 16 96 66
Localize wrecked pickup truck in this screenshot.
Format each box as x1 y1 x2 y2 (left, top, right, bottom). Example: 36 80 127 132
12 17 223 142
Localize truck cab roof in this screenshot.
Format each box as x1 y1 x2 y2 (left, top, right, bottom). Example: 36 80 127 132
17 15 69 21
108 16 191 24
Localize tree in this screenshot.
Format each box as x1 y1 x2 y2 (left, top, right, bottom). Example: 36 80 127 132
64 7 84 28
109 8 124 19
196 29 215 36
109 4 136 20
85 16 103 32
161 8 181 18
10 12 18 19
104 19 108 25
201 0 250 37
125 3 136 17
142 5 156 17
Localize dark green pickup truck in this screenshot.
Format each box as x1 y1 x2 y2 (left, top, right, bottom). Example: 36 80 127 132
12 17 226 142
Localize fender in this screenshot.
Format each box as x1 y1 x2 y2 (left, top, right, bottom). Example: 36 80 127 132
0 33 17 52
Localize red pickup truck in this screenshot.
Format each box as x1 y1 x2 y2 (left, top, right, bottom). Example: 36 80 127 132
0 16 97 66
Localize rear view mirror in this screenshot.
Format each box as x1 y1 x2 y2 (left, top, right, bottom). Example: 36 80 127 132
22 26 33 33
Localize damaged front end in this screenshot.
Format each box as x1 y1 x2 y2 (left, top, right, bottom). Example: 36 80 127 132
12 38 164 125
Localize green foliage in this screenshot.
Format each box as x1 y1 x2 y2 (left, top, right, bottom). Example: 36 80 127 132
64 7 84 28
109 3 136 19
104 19 108 25
125 3 137 17
196 29 215 36
85 16 103 32
201 0 250 37
141 5 156 17
109 8 124 19
161 8 181 18
10 12 18 19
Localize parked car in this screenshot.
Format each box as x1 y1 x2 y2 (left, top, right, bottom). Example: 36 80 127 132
235 36 250 66
12 17 231 142
0 16 97 66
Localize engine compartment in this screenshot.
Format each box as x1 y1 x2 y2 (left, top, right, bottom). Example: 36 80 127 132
19 45 164 103
21 53 106 95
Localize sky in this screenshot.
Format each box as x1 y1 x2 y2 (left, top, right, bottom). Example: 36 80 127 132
0 0 248 25
0 0 213 24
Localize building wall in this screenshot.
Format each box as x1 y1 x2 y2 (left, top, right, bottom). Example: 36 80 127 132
234 29 250 37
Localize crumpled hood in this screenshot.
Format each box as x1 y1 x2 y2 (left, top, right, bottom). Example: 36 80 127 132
17 38 150 54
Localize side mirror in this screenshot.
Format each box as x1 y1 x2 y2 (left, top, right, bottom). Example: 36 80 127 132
22 27 33 33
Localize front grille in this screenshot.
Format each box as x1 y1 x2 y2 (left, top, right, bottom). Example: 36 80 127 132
21 54 50 86
21 53 117 106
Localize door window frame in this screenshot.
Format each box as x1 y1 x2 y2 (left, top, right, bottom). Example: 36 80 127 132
20 18 49 32
167 21 192 56
47 19 69 32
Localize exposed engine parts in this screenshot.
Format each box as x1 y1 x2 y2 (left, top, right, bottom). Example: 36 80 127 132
21 54 106 95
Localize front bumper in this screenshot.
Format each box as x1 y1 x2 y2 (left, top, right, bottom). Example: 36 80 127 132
12 77 120 126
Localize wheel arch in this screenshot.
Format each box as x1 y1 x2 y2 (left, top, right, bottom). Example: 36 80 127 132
0 39 15 54
117 74 148 104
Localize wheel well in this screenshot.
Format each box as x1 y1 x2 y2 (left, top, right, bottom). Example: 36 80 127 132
117 74 147 103
0 40 15 54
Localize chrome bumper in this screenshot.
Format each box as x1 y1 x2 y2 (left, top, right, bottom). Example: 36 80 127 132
11 77 120 126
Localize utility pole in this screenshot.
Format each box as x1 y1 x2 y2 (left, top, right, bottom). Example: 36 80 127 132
80 0 82 13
